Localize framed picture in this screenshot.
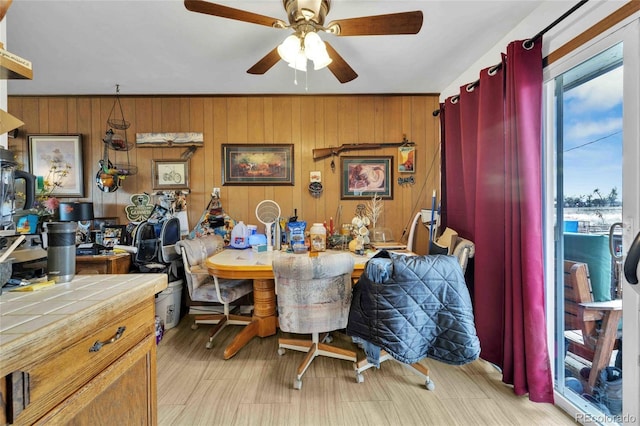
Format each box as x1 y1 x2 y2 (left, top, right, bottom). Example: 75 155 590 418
102 225 127 248
340 156 393 200
147 204 169 222
398 145 415 173
222 144 294 186
152 159 189 190
27 134 84 197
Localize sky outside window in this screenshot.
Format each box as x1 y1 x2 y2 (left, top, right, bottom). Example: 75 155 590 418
562 57 623 201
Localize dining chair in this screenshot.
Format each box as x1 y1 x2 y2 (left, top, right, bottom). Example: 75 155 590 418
273 252 357 390
175 235 253 350
351 242 478 390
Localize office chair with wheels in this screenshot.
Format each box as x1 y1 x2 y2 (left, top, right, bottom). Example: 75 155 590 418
349 249 479 390
273 252 357 390
175 235 253 350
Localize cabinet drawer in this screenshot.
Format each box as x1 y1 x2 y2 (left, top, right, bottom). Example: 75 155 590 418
12 301 154 425
35 335 156 425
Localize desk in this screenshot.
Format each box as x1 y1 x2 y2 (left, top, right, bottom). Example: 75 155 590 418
206 249 370 359
76 252 132 275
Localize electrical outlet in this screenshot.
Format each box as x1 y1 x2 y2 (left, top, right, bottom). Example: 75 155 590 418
213 187 220 198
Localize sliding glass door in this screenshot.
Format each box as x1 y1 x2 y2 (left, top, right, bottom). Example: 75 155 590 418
544 18 639 424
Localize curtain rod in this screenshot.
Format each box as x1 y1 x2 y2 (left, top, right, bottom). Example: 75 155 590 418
433 0 590 116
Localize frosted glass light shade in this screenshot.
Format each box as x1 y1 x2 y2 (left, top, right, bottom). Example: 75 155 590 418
277 35 301 64
303 32 323 58
304 32 332 70
288 51 308 71
312 49 332 70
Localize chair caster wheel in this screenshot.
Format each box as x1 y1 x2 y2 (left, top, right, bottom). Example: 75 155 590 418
425 379 435 390
356 373 364 383
278 347 286 356
191 324 198 330
293 378 302 390
205 341 213 349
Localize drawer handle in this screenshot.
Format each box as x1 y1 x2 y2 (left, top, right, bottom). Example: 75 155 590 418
89 326 126 352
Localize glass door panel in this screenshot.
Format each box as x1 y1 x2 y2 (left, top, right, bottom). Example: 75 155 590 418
553 43 624 421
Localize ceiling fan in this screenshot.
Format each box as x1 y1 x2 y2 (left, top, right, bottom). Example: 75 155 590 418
184 0 423 83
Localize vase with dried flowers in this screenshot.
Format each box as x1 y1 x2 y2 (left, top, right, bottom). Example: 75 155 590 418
30 159 71 229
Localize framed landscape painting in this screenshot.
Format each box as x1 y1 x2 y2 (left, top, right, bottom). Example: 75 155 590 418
222 144 294 186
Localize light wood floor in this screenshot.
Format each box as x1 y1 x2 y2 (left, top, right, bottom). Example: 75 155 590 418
157 315 577 426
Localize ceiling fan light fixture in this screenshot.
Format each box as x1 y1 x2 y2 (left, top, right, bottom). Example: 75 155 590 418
312 51 332 70
303 31 331 70
288 50 308 72
277 34 301 63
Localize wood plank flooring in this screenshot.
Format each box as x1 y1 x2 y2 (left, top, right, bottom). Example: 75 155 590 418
157 315 577 425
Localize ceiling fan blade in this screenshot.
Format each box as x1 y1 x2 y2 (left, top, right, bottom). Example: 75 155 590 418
324 43 358 84
326 11 423 36
247 47 281 75
184 0 286 28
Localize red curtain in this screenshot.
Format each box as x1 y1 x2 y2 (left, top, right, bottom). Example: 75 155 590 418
441 40 553 403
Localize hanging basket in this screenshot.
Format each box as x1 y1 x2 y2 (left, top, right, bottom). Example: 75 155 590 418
105 132 132 151
107 118 130 131
111 164 138 177
106 84 130 130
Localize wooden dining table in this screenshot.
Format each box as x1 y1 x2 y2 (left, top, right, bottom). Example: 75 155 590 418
205 248 371 359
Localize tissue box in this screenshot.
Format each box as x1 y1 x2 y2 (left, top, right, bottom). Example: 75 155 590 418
252 244 267 253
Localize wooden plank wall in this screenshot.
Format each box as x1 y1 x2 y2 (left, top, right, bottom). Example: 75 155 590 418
8 94 440 255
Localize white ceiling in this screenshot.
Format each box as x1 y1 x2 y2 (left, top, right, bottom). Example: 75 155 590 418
5 0 545 96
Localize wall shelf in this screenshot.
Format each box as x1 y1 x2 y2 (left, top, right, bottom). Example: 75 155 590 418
0 43 32 79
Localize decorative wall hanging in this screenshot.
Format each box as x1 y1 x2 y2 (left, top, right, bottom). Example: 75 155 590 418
340 156 393 200
222 144 294 186
125 193 155 222
136 132 204 147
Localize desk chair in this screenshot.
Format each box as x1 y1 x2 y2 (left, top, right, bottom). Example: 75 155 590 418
175 235 253 350
273 252 357 390
353 239 477 390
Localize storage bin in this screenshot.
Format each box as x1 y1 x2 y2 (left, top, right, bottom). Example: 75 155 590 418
155 279 183 330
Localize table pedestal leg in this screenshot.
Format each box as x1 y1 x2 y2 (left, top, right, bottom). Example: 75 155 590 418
224 278 277 359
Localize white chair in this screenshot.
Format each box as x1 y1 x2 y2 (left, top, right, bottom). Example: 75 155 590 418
175 235 253 349
273 252 357 390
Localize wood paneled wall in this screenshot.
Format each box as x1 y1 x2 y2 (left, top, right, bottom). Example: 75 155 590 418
8 94 440 255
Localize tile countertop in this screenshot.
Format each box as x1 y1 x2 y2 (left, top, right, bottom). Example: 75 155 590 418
0 274 167 368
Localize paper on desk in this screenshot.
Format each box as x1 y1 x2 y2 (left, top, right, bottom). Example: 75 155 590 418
10 280 55 292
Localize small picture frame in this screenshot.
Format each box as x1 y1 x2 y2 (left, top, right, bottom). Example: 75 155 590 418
148 204 169 223
152 159 190 190
102 225 127 248
341 156 393 200
398 145 415 173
